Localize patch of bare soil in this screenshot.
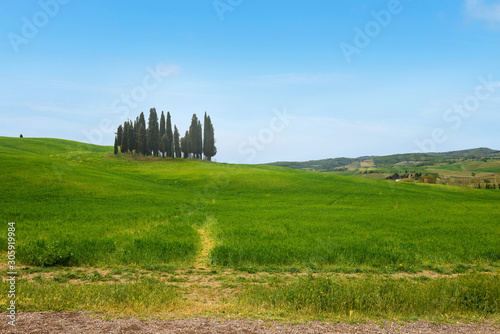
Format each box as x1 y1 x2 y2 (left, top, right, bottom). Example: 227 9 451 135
0 313 498 334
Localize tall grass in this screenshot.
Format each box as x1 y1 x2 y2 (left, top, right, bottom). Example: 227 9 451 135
0 137 499 271
0 277 179 315
208 166 500 268
240 274 499 319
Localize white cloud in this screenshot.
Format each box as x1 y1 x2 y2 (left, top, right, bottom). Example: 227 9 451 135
465 0 500 23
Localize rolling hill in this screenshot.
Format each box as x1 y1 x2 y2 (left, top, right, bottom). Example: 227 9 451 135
0 136 499 320
267 148 500 172
1 136 499 269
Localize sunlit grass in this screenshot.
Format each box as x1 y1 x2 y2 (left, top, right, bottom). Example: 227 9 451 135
239 274 500 320
1 277 180 316
1 136 499 272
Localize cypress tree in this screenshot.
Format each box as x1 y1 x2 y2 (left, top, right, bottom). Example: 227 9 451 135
139 112 146 130
181 131 190 158
137 123 147 156
134 117 140 151
117 125 123 147
189 114 201 159
203 112 208 159
159 111 166 157
138 112 147 154
161 134 170 159
174 125 181 158
114 136 118 155
127 120 136 154
203 113 217 161
196 119 203 159
113 111 218 159
160 111 166 138
166 112 173 157
180 137 185 158
147 108 160 156
121 122 129 153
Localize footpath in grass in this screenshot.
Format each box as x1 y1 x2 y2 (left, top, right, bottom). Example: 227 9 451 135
1 265 499 322
1 137 499 272
0 137 499 321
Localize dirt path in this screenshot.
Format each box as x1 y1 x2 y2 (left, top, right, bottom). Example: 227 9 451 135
194 218 215 268
1 312 498 334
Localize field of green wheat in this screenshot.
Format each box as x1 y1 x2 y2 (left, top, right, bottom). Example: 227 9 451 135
1 136 499 320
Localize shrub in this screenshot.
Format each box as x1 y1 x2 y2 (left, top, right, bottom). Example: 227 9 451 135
418 175 436 184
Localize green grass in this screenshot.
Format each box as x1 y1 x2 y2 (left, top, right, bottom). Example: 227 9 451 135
208 167 499 269
4 277 179 315
1 136 499 271
1 137 500 320
435 164 464 172
239 274 499 320
0 137 205 266
436 161 500 174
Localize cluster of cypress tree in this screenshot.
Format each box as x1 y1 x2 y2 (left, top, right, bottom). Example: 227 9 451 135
114 108 216 161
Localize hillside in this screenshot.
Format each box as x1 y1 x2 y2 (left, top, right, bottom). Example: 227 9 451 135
268 148 500 186
0 136 499 321
1 136 498 267
268 148 500 172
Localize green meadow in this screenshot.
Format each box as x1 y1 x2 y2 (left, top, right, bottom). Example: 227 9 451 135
1 136 499 320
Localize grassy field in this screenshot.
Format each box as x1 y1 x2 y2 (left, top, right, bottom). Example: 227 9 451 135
1 137 499 321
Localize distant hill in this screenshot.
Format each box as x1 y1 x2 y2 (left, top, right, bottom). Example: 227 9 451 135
267 148 500 172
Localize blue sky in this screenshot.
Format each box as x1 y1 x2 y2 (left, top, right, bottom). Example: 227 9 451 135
1 0 499 163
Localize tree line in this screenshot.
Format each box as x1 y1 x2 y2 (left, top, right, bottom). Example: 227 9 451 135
114 108 217 161
386 171 437 183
